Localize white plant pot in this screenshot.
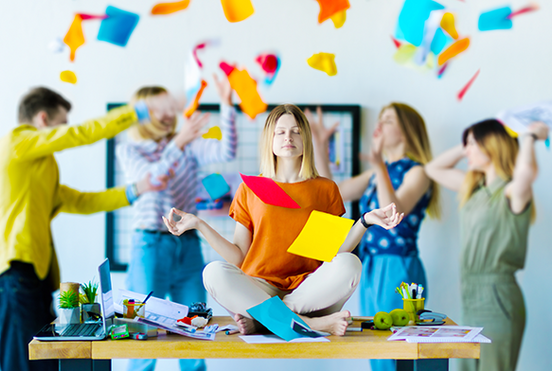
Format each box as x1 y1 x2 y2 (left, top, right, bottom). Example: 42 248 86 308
59 307 80 325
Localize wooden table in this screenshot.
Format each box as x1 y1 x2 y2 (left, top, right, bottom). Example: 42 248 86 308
29 316 479 371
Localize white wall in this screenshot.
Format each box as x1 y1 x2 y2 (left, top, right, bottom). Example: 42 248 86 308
1 1 551 370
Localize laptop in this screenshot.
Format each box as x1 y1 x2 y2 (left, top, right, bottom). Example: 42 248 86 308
34 258 115 341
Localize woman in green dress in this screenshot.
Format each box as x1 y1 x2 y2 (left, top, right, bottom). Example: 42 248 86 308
425 119 548 371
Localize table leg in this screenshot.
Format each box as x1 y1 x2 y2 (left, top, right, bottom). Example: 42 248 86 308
396 359 449 371
59 359 111 371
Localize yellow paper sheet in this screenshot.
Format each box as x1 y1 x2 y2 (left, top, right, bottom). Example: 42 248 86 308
330 10 347 29
60 70 77 84
287 210 354 262
221 0 254 23
202 126 222 140
307 52 337 76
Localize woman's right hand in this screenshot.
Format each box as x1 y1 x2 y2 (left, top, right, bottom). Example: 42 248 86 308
162 208 200 236
527 121 549 141
305 106 339 146
173 111 211 149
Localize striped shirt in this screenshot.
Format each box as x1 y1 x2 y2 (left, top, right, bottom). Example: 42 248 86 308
116 104 237 230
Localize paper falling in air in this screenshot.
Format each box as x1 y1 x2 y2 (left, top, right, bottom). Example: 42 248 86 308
478 7 513 31
440 12 458 39
457 69 480 101
437 63 448 79
60 70 77 84
184 80 207 118
184 41 217 117
201 173 231 200
49 37 65 53
330 9 347 28
307 52 337 76
395 0 445 47
437 37 469 66
202 126 222 140
508 4 540 19
220 62 267 119
315 0 350 24
151 0 191 15
239 173 300 209
393 44 435 73
220 0 254 23
391 35 402 49
97 6 140 47
255 53 280 85
63 15 85 62
287 210 355 262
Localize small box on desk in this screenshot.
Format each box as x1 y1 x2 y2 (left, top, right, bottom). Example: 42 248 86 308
114 318 158 337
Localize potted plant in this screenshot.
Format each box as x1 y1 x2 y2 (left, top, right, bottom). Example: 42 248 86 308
80 280 101 322
59 289 80 325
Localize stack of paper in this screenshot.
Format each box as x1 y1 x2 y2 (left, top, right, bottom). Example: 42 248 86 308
388 326 491 343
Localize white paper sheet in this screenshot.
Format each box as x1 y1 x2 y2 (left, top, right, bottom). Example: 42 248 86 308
388 326 483 343
239 334 330 344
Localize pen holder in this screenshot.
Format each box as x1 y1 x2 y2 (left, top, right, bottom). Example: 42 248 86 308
123 300 146 319
403 298 425 324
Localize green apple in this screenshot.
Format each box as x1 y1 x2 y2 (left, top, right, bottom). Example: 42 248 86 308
373 311 393 330
390 309 409 326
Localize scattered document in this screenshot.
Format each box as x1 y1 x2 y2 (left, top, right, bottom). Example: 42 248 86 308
388 326 486 343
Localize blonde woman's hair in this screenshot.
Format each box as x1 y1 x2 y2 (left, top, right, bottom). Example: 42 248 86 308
259 104 319 180
383 103 441 219
128 86 176 141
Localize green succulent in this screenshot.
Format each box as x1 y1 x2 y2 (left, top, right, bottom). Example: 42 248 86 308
80 280 99 304
59 289 79 309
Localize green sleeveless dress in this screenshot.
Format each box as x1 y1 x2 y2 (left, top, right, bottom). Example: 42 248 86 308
459 177 531 371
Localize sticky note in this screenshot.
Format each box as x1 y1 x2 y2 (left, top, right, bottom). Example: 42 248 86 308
256 54 280 85
220 64 267 119
330 9 347 29
151 0 191 15
202 173 231 200
97 6 140 47
60 71 77 84
478 7 513 31
315 0 350 24
184 80 207 118
395 0 445 47
202 126 222 140
307 52 337 76
240 174 300 209
63 15 85 62
457 69 480 101
247 296 310 341
437 37 470 66
440 12 458 39
221 0 254 23
287 210 354 262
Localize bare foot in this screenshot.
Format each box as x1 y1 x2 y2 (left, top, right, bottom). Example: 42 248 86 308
300 310 351 336
234 313 261 335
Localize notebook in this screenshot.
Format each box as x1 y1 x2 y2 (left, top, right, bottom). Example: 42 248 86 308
34 258 115 341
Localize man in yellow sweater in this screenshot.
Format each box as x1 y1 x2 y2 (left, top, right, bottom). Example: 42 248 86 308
0 87 176 371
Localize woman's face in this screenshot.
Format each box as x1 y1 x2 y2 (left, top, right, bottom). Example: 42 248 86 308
150 92 176 133
272 114 304 159
464 132 491 171
376 108 405 148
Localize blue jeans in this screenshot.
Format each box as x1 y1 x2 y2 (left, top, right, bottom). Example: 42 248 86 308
126 230 206 371
0 262 57 371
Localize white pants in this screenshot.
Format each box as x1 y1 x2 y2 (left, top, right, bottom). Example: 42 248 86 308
203 252 362 318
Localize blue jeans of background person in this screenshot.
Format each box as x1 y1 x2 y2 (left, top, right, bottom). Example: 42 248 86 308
360 254 427 371
126 230 206 371
0 262 57 371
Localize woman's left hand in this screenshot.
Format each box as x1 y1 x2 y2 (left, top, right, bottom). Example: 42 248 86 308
364 203 404 230
162 208 200 236
527 121 549 141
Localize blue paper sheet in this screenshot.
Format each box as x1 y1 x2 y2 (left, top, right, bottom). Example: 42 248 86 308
478 7 513 31
201 173 230 201
246 296 310 342
395 0 445 47
97 6 140 47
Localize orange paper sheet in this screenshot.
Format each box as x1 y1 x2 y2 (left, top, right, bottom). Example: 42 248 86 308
287 210 355 262
63 15 85 62
221 0 254 23
151 0 191 15
437 37 470 66
227 68 267 119
315 0 350 24
184 80 208 118
60 70 77 84
440 12 458 39
307 52 337 76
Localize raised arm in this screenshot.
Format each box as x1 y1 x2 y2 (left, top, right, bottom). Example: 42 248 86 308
425 144 466 192
505 122 548 213
305 107 338 179
163 208 251 266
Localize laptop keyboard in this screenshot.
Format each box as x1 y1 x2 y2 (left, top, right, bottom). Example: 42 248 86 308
62 323 101 337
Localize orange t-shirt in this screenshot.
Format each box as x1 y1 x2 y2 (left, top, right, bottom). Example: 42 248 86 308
229 176 345 291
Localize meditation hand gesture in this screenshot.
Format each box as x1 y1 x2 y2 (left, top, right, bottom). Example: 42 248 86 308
364 203 404 230
162 207 200 236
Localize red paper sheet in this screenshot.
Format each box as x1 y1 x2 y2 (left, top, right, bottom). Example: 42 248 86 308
240 174 300 209
457 69 480 101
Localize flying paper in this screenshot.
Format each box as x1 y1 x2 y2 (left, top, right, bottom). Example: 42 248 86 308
437 63 448 79
184 80 207 118
239 173 300 209
60 70 77 84
393 44 435 72
496 101 552 135
255 53 280 85
246 296 312 342
330 9 347 28
63 15 85 62
287 210 354 262
437 37 469 66
440 12 458 39
457 69 480 101
184 41 216 117
391 35 402 49
201 173 231 200
221 0 254 23
478 7 513 31
508 4 539 19
395 0 445 47
220 62 267 119
151 0 191 15
97 6 140 47
315 0 350 24
307 52 337 76
202 126 222 140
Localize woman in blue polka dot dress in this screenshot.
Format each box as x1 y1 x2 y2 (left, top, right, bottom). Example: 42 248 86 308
309 104 440 371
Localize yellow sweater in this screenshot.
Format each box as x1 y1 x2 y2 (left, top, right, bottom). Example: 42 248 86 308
0 105 139 289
